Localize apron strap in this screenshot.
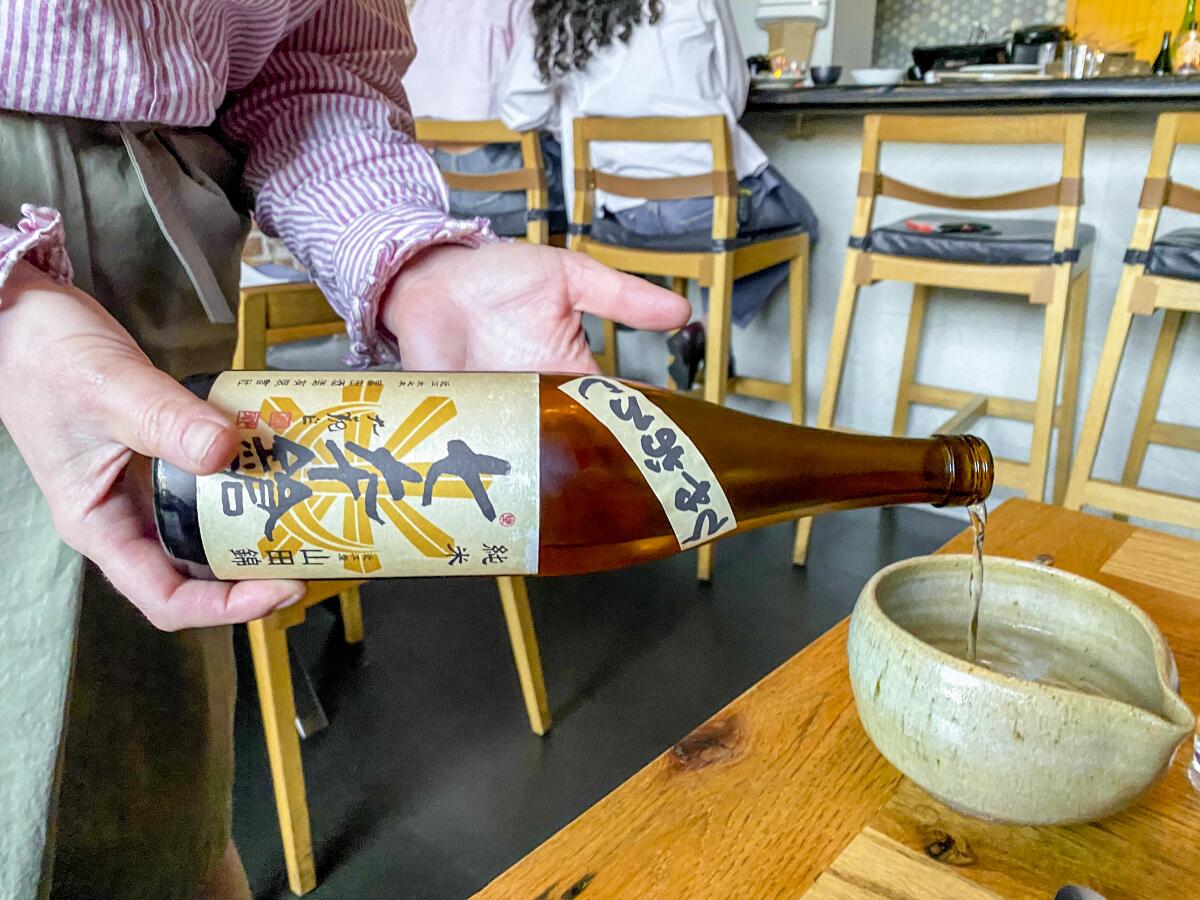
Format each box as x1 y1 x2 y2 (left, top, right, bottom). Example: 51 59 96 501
119 126 237 324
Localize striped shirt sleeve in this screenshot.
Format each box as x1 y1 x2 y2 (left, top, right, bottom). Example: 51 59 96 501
0 206 73 296
219 0 496 367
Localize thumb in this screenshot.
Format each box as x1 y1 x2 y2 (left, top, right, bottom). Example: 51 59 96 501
103 363 239 475
562 251 691 332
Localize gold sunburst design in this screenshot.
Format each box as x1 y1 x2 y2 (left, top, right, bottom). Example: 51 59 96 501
245 381 496 575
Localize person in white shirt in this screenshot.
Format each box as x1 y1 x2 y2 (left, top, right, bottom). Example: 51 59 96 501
407 0 566 235
498 0 817 331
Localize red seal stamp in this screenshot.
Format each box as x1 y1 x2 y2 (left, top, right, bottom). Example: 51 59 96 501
236 410 260 429
499 512 516 527
268 410 293 431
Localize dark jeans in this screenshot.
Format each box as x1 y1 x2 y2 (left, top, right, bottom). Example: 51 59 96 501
431 134 566 236
608 165 818 325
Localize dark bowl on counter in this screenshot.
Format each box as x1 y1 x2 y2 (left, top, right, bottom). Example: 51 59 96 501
810 65 842 85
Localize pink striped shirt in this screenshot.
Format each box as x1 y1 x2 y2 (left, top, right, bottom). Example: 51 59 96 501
0 0 495 365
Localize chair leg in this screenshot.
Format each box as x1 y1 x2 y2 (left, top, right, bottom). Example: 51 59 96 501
1063 270 1140 511
697 252 735 583
1121 308 1183 494
1051 273 1089 506
247 615 316 896
1026 269 1072 503
891 284 929 437
496 577 552 736
338 587 363 645
794 252 864 568
788 250 808 427
600 319 620 376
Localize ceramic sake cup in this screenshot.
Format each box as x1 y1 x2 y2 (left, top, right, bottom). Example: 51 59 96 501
848 555 1194 825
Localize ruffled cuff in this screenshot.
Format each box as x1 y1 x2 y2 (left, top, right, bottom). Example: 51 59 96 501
0 205 73 295
327 207 499 368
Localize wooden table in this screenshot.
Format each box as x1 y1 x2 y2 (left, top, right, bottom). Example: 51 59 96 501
476 500 1200 898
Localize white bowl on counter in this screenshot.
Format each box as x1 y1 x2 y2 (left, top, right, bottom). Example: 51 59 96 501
850 67 905 86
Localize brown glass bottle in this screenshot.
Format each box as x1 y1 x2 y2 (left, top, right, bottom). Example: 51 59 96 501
154 372 992 579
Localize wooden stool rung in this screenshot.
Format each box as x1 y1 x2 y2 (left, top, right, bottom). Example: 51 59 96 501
934 394 988 436
1081 480 1200 530
1148 420 1200 452
906 383 1073 431
993 456 1032 489
727 375 790 403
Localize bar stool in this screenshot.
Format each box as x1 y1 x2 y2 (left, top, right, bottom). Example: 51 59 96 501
414 119 616 377
1064 112 1200 529
794 113 1093 565
235 276 551 895
569 114 810 581
414 117 565 240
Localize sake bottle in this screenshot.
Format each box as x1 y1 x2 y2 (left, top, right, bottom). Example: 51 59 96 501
154 371 993 580
1154 31 1174 76
1176 0 1200 74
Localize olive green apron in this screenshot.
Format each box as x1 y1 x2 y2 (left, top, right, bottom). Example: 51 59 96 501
0 110 249 899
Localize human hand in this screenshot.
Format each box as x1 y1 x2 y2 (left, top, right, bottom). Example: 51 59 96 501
0 262 304 630
381 242 691 371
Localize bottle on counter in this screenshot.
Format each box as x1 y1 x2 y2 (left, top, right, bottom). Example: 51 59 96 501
1154 30 1174 75
1175 0 1200 74
154 371 993 580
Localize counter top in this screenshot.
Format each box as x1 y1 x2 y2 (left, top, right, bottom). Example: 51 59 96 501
478 499 1200 899
748 75 1200 112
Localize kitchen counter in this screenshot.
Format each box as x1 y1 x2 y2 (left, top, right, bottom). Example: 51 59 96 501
748 75 1200 112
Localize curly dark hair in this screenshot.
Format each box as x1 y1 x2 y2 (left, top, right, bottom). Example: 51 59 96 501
532 0 664 82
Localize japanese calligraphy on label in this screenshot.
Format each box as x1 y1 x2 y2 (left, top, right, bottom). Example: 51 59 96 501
197 372 540 579
558 376 736 549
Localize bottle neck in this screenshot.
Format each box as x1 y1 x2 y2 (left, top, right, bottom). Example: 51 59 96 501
704 424 994 525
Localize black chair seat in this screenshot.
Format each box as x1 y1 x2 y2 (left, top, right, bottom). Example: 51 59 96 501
589 212 808 253
451 207 568 238
1145 228 1200 282
858 214 1095 266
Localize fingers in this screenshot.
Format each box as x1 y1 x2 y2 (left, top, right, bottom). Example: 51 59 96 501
96 532 306 630
101 363 239 475
560 251 691 332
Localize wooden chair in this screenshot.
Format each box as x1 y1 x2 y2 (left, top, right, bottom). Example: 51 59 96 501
794 113 1092 565
569 114 810 582
414 118 614 375
234 280 551 895
414 118 564 234
1064 112 1200 529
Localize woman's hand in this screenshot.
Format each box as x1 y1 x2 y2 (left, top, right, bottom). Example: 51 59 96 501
0 262 304 630
381 242 691 371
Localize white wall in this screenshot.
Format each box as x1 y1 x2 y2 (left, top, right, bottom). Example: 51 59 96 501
609 109 1200 532
729 0 876 69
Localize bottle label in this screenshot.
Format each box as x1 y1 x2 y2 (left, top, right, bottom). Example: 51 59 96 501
558 376 737 548
196 372 540 579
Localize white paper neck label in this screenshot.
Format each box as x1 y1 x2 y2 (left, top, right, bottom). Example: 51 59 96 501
558 376 736 549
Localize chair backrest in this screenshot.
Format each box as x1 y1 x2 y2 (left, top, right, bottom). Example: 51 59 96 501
414 118 552 243
1128 112 1200 255
853 113 1087 255
570 115 738 246
234 282 345 370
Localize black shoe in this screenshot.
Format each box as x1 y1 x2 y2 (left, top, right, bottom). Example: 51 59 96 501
667 322 705 389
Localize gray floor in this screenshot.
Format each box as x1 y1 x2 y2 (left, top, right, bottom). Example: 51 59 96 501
232 506 966 899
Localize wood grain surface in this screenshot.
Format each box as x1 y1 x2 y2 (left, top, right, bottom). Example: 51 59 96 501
476 500 1200 899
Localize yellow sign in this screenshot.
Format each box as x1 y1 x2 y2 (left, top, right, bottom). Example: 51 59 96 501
197 372 540 579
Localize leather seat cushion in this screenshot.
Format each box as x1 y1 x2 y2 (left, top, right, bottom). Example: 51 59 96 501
862 214 1095 266
589 213 807 252
1145 227 1200 282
